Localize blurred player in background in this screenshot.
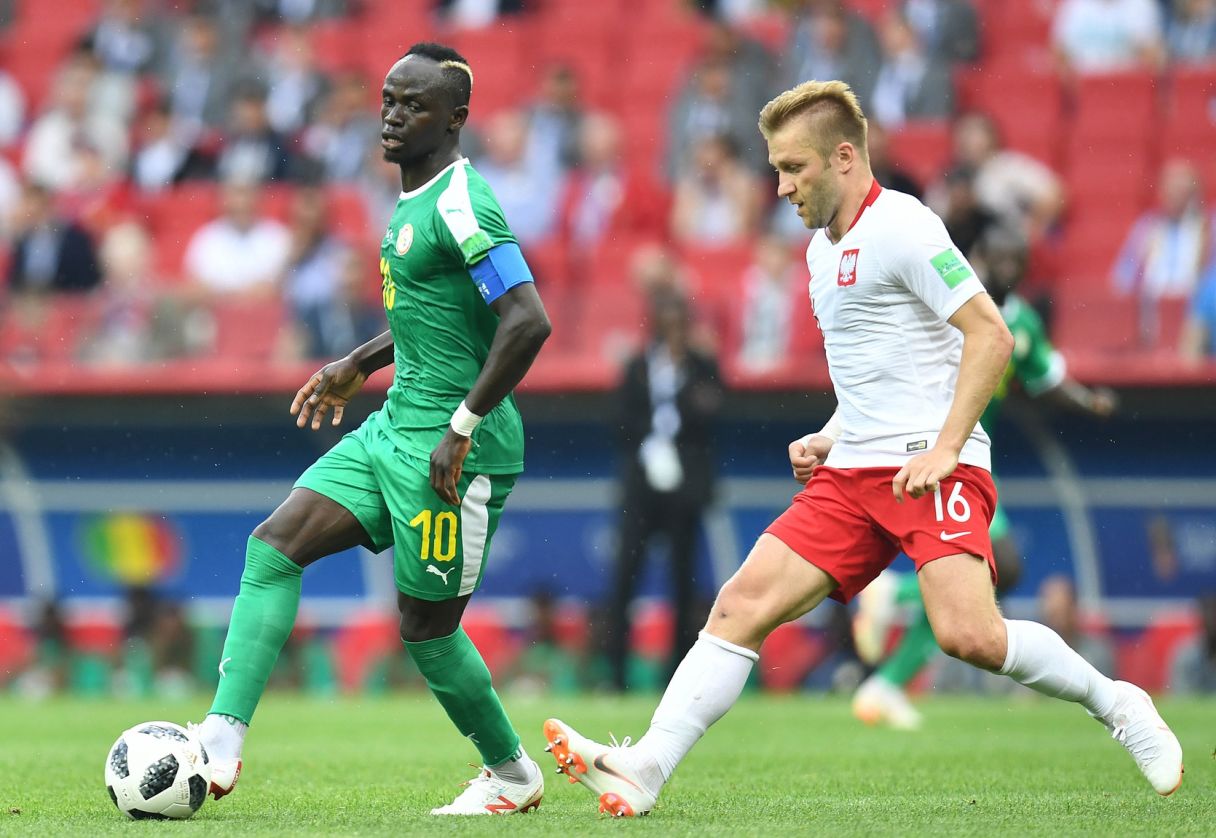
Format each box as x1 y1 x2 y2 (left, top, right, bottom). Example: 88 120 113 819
543 80 1182 817
191 42 552 815
852 222 1119 730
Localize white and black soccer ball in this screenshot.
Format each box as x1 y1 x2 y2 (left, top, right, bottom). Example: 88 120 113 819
104 721 212 820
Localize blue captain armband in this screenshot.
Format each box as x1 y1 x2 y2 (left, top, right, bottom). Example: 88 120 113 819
469 242 534 304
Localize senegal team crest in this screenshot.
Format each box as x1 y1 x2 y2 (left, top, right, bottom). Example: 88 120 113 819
396 223 414 255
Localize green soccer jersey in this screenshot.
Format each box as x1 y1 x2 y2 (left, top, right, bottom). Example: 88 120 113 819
374 158 524 474
980 293 1066 435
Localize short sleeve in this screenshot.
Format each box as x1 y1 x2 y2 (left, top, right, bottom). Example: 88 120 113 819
436 163 518 266
1012 302 1067 396
887 207 985 322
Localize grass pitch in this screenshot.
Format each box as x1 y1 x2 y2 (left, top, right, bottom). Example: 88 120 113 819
1 692 1212 836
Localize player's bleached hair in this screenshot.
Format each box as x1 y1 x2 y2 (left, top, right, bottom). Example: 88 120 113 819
403 42 474 107
758 80 869 163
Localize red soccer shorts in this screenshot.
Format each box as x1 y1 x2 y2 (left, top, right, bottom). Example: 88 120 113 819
764 464 998 603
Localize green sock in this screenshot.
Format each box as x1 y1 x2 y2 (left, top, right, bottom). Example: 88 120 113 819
404 627 521 767
208 536 303 724
877 607 940 688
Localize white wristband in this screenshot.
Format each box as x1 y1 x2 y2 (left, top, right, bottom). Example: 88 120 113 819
450 400 483 437
817 412 843 443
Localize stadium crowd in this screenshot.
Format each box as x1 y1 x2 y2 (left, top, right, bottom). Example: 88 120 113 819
0 0 1215 382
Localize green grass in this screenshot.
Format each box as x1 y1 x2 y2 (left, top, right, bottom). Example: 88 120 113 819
1 692 1212 836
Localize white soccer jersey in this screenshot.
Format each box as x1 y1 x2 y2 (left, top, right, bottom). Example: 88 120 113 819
807 182 992 471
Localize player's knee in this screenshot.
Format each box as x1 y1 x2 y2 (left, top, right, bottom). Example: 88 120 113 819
934 618 1006 669
251 517 299 563
707 577 782 644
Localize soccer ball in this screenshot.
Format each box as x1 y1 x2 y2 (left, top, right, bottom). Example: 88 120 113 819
104 721 211 820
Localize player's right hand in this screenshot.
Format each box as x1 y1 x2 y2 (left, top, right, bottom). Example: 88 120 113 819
290 357 368 430
788 433 834 485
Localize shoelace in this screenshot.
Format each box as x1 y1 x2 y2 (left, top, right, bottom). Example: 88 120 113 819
1110 716 1161 763
607 733 633 749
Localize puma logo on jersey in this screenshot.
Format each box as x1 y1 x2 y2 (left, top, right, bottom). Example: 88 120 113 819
218 657 232 677
426 564 454 584
838 249 860 286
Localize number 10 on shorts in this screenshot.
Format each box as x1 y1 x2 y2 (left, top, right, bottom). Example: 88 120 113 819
933 482 972 523
410 509 458 561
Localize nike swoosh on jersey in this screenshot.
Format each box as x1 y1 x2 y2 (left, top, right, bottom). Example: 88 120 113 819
939 531 972 541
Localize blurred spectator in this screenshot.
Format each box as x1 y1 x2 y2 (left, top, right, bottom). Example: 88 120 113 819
253 0 350 23
22 57 130 193
506 590 583 696
117 586 158 696
949 112 1064 243
148 601 195 697
1181 262 1216 361
217 83 294 183
667 57 766 180
79 222 190 365
1168 593 1216 693
901 0 980 63
524 65 585 177
870 11 955 127
933 165 998 258
82 0 158 76
183 179 290 296
782 2 881 112
736 233 802 371
693 0 769 23
867 121 921 199
6 182 102 294
477 110 563 245
1167 0 1216 62
607 286 722 691
300 71 378 182
1038 575 1116 677
281 187 379 358
435 0 526 28
57 142 133 235
700 19 776 128
0 67 25 148
130 100 211 192
1112 159 1209 300
14 600 70 699
559 113 667 253
156 11 243 138
1052 0 1165 75
261 24 329 136
0 155 19 236
671 135 763 245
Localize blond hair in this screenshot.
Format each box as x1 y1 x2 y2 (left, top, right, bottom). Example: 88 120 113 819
758 80 868 163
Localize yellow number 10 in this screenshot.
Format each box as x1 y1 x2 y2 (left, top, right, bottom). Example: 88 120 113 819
409 510 458 561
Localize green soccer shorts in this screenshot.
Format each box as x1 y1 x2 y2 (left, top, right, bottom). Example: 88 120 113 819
988 500 1011 542
294 414 517 601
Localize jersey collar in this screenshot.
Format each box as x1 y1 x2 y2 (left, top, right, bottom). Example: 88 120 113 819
826 176 885 242
399 157 469 200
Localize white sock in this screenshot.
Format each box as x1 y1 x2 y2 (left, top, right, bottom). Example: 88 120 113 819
490 744 537 785
199 713 248 762
999 619 1118 720
633 631 759 783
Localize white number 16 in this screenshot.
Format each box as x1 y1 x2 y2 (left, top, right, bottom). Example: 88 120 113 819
933 482 972 523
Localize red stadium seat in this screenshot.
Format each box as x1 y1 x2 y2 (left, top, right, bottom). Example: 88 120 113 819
209 299 287 360
1066 71 1159 163
1117 614 1199 692
331 611 398 691
958 66 1063 167
1052 291 1142 354
887 121 952 189
66 613 123 657
462 607 520 676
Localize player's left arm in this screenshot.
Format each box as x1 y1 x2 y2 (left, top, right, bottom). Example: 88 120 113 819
893 293 1013 501
888 212 1013 501
429 243 551 505
1016 305 1117 418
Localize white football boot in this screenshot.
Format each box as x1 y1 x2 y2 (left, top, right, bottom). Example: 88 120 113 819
1097 681 1184 796
431 762 543 815
852 674 923 731
853 571 900 665
187 721 242 800
542 718 660 817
